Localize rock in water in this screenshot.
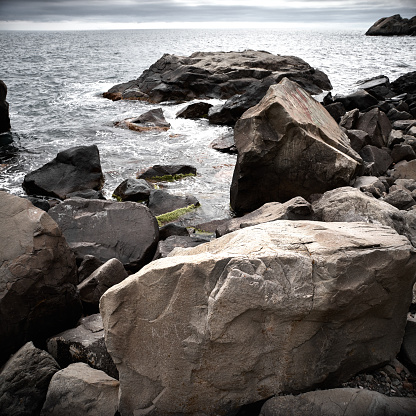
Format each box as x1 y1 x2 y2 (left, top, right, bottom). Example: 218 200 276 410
23 145 104 199
100 220 416 416
0 192 82 363
230 78 361 214
115 108 171 132
0 80 11 133
365 14 416 36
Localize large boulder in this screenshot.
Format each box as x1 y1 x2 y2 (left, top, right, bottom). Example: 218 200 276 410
101 220 416 416
40 363 119 416
365 14 416 36
48 198 159 272
0 192 82 363
260 388 416 416
230 78 361 214
391 71 416 95
103 50 331 105
22 145 104 199
0 80 11 133
0 342 60 416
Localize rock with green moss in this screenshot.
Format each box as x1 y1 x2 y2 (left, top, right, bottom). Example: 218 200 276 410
156 204 199 226
137 165 196 182
149 189 199 217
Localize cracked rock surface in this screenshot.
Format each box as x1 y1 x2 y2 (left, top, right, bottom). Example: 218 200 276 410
101 220 416 416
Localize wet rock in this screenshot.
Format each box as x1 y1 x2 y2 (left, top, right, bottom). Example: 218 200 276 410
260 388 416 416
77 255 104 284
78 258 128 313
359 145 392 176
216 196 312 237
0 192 82 363
47 314 118 379
101 220 416 416
0 342 60 416
366 14 416 36
137 164 197 181
48 198 159 273
153 235 207 259
40 363 119 416
148 189 199 216
210 132 237 154
230 78 361 214
115 107 170 132
176 101 213 119
112 178 153 202
356 108 392 148
22 145 104 200
0 80 11 133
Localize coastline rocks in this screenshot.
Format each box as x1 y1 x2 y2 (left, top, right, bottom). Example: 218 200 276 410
40 363 119 416
230 78 361 214
176 102 213 119
48 198 159 272
0 342 60 416
103 50 331 106
210 132 237 154
115 108 170 132
0 192 82 363
391 71 416 95
260 388 416 416
22 145 104 200
101 220 416 416
113 178 153 202
366 14 416 36
148 189 199 216
47 314 118 379
138 164 197 181
355 108 392 148
0 80 11 134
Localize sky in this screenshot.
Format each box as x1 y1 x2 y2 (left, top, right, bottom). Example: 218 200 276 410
0 0 415 31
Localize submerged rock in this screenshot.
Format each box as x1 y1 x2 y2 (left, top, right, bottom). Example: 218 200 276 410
138 164 197 181
115 108 170 132
366 14 416 36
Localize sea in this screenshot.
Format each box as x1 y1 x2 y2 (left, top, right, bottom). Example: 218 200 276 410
0 29 415 225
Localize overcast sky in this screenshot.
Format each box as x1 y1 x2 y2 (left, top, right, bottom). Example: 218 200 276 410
0 0 415 30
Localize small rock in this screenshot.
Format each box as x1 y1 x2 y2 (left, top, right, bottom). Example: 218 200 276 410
176 102 213 119
113 178 153 202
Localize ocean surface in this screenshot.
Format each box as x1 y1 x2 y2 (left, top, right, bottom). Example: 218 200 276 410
1 29 415 224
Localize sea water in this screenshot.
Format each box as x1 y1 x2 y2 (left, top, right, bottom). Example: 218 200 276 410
0 29 415 223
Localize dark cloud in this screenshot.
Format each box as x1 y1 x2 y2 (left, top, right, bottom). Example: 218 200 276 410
0 0 414 25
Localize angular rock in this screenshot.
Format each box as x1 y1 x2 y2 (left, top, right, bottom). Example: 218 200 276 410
153 235 207 260
138 164 197 181
392 71 416 95
47 314 118 379
388 129 404 147
400 317 416 374
324 102 345 123
0 342 60 416
0 80 11 133
0 192 82 363
78 258 128 313
382 188 416 210
210 132 237 154
356 108 392 148
148 189 199 216
159 223 189 240
366 14 416 36
101 220 416 416
260 388 416 416
216 196 312 237
345 129 368 152
48 198 159 272
353 176 386 198
22 145 104 200
339 109 359 130
176 102 213 119
393 119 416 131
390 159 416 180
391 144 416 163
115 108 170 132
394 178 416 192
387 108 413 122
359 145 392 176
113 178 153 202
104 50 331 104
40 363 119 416
77 255 104 284
334 89 378 112
230 78 361 214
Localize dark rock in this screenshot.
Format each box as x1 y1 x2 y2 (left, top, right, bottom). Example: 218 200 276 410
391 144 416 163
22 145 104 200
339 109 359 130
0 192 82 364
359 145 393 176
159 223 189 240
324 102 346 123
356 108 392 148
0 342 60 416
78 258 128 314
260 388 416 416
334 89 379 112
400 317 416 374
153 235 207 259
104 50 332 105
230 78 361 214
115 108 170 132
353 176 387 198
210 132 237 154
26 196 51 212
148 189 199 216
113 178 153 202
346 129 368 152
176 101 213 119
77 255 104 284
48 198 159 273
0 80 11 134
395 100 410 113
137 164 196 181
47 314 118 379
193 218 230 234
366 14 416 36
392 71 416 95
66 189 106 200
217 197 313 237
356 75 390 91
382 188 416 210
387 108 413 121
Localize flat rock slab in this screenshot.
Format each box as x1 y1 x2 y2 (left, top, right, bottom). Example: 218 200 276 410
101 220 416 416
103 50 331 103
48 198 159 272
260 388 416 416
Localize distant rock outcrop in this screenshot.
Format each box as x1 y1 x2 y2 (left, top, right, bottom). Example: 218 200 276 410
365 14 416 36
0 80 11 134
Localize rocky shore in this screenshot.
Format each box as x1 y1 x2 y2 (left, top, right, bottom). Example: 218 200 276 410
2 49 416 416
366 14 416 36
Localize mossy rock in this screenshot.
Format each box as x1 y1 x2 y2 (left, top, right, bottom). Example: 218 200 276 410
156 204 199 226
